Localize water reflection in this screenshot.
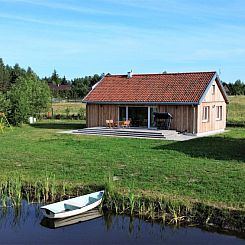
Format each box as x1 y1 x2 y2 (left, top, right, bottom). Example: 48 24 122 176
0 200 42 230
41 209 102 229
0 201 244 244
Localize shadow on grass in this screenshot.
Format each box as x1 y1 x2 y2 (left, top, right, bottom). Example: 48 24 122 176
31 122 86 130
153 136 245 162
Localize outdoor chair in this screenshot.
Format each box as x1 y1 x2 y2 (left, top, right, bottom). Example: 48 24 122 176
121 120 131 128
106 119 114 128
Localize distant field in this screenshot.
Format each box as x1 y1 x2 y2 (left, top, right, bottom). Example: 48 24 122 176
227 96 245 125
51 102 85 115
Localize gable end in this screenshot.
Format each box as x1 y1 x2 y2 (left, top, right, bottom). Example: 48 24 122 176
198 73 229 104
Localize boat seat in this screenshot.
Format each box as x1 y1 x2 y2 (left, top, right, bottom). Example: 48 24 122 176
89 197 98 203
64 200 87 210
64 203 82 211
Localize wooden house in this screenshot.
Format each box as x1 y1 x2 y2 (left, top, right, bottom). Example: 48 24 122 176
82 71 228 135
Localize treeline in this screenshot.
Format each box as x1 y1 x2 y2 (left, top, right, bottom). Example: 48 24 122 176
0 59 51 125
0 58 102 101
43 70 102 100
0 58 101 125
222 80 245 95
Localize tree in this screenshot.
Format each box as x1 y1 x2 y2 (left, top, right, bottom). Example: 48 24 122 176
0 58 11 92
0 92 10 113
61 76 68 85
9 63 26 84
233 80 245 95
70 74 101 99
50 69 61 85
8 77 51 125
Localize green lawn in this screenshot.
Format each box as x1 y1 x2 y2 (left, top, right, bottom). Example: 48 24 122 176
0 122 244 210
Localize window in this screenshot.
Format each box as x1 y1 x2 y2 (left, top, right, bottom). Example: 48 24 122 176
202 106 209 122
216 106 222 120
119 107 126 121
212 85 215 95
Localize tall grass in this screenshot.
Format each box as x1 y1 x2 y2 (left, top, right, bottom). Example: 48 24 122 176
103 179 190 225
227 96 245 125
0 174 64 208
102 178 244 233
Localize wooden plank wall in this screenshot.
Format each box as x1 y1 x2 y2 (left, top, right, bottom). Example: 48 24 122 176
87 104 196 133
86 104 118 127
158 105 195 133
197 79 227 133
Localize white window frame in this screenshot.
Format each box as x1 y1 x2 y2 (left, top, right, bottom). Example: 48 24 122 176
216 106 222 121
202 106 209 122
212 84 215 95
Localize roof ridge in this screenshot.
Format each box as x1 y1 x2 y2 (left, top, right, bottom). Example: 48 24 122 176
106 71 216 77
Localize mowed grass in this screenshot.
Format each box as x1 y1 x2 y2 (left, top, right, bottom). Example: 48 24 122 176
227 95 245 125
0 123 244 210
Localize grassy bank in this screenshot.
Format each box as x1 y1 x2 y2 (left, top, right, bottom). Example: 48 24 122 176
227 95 245 126
51 102 85 115
0 122 244 211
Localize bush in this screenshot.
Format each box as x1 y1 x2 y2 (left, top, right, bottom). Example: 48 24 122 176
78 107 86 120
0 92 10 114
8 77 51 125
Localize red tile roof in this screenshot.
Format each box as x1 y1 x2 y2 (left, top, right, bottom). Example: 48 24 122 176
83 71 217 104
48 83 71 91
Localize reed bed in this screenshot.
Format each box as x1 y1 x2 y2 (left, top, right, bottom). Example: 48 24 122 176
0 176 244 233
0 174 70 208
103 189 188 225
103 189 245 232
103 178 245 232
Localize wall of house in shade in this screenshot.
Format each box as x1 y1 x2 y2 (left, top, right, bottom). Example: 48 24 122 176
86 104 196 133
158 105 195 133
86 104 118 128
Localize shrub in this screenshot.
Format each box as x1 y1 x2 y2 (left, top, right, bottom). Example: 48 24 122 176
78 107 86 120
8 77 51 125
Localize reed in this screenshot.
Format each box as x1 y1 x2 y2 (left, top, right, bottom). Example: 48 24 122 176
0 174 66 207
102 181 192 226
128 192 135 216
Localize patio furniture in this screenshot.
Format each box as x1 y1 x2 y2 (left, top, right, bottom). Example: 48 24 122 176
106 120 114 128
123 120 131 128
117 120 131 128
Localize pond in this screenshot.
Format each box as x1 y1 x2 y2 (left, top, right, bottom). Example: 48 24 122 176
0 201 244 244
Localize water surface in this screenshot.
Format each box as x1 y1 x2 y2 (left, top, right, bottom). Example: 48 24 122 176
0 201 244 244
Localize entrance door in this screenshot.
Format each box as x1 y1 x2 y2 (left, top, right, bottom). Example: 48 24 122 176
128 107 148 127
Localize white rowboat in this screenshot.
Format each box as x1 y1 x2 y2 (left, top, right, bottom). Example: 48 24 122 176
41 190 104 219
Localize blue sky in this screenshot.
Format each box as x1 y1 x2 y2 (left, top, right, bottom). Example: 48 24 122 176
0 0 244 82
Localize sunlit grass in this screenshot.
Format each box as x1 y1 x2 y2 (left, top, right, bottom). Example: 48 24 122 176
227 95 245 125
51 102 85 115
0 123 244 210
